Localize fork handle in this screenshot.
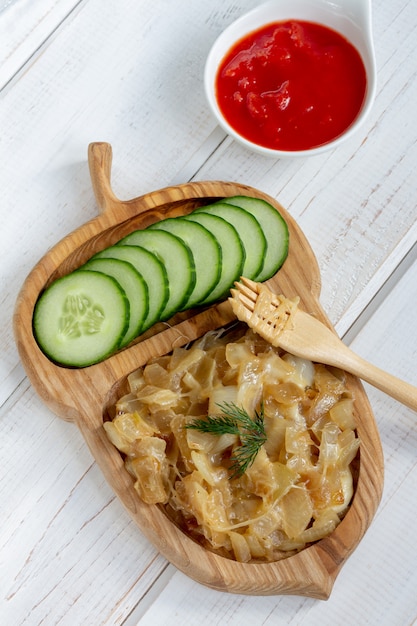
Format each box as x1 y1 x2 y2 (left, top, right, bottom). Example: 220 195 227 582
337 348 417 412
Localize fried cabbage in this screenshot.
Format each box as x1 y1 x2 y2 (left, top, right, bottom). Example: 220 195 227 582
104 326 359 562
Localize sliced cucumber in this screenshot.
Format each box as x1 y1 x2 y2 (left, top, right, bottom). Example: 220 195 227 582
221 196 289 281
149 217 221 308
81 257 148 346
93 245 168 331
33 270 129 367
184 211 245 303
33 194 290 367
194 202 267 280
118 228 195 319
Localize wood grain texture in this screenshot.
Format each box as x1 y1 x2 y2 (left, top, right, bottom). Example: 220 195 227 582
13 142 383 598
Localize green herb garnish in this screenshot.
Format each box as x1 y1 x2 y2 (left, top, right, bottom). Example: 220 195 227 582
185 401 267 479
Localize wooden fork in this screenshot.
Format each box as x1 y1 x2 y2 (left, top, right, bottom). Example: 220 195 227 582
230 277 417 412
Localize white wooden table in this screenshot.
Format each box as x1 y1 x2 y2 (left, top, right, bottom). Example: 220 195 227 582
1 1 416 624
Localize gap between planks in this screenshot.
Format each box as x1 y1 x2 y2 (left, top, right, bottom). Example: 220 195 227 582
341 237 417 344
121 564 176 626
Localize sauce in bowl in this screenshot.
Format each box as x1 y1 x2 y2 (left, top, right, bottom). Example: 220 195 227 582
215 20 367 152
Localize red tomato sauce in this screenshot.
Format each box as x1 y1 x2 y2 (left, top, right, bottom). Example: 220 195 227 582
215 20 367 151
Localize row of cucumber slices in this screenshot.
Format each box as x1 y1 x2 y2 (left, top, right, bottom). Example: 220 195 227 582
33 195 289 367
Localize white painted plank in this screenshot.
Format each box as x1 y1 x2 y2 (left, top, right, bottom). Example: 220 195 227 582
0 0 82 88
0 384 168 624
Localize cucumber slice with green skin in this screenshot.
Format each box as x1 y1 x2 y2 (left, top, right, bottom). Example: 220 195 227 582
184 212 245 303
93 245 168 331
149 217 222 308
221 196 289 281
118 228 195 319
81 257 148 346
194 202 267 280
33 270 129 367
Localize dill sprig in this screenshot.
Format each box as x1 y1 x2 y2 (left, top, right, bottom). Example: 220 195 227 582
185 401 267 479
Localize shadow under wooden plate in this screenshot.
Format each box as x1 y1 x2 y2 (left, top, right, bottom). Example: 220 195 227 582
13 142 384 598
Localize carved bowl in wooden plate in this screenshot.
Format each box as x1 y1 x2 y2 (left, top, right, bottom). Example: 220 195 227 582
13 142 383 598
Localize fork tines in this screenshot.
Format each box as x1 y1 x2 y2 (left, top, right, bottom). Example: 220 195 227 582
229 278 298 346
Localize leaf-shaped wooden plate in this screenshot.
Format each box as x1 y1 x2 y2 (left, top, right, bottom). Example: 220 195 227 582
14 142 383 598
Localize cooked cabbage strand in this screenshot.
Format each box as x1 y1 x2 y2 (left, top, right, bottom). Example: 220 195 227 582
186 402 267 478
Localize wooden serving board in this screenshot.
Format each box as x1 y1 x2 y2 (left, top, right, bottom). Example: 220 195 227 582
13 142 384 599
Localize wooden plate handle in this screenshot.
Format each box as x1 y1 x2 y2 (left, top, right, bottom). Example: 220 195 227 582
88 142 123 215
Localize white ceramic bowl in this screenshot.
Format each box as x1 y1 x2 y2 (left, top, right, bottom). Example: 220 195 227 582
204 0 377 158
